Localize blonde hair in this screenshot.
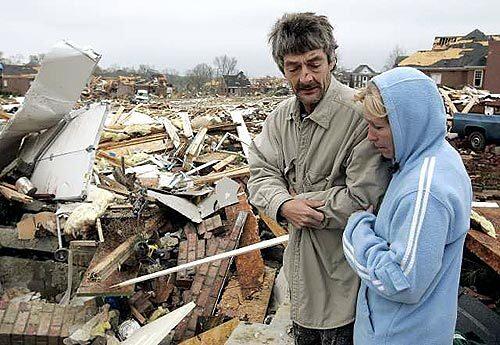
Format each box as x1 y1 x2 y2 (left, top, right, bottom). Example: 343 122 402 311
354 82 387 118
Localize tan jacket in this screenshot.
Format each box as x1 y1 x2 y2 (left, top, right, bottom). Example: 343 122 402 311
248 77 390 329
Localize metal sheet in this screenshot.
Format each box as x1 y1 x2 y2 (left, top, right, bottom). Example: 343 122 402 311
29 103 108 200
0 40 100 169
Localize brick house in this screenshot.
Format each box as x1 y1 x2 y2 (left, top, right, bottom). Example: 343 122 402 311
348 64 379 88
222 71 251 96
398 29 500 93
0 64 38 95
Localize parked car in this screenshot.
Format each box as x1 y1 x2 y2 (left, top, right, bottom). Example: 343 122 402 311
451 113 500 150
133 90 149 104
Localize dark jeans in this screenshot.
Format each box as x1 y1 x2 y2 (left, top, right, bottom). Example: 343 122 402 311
293 322 354 345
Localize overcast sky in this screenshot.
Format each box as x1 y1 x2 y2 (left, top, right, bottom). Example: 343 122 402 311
2 0 499 77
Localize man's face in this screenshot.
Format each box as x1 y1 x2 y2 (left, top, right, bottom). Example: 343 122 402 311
283 49 334 113
364 113 395 159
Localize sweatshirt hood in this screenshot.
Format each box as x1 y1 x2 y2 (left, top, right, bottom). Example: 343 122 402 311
371 67 447 167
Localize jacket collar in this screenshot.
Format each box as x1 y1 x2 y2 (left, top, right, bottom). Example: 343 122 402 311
287 76 342 129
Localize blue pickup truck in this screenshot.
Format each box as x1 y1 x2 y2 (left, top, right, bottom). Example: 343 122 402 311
451 113 500 150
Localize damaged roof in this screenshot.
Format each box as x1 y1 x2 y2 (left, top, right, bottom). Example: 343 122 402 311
398 29 500 69
223 71 251 88
1 64 39 76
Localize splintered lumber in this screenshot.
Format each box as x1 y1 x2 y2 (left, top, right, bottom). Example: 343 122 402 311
162 118 181 148
461 95 479 114
466 207 500 275
183 127 208 170
88 235 139 282
0 182 33 204
213 155 237 172
0 110 11 120
260 211 288 237
229 110 252 160
439 89 458 114
179 111 193 138
230 195 265 298
193 166 250 185
471 209 497 238
112 234 289 288
99 133 170 154
218 267 276 323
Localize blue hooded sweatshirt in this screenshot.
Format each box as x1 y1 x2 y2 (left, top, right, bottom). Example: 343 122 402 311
342 67 472 345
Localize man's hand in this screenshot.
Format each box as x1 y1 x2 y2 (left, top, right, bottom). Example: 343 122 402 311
280 199 325 229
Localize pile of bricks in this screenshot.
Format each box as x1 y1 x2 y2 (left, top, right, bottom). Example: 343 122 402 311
173 207 246 341
0 300 92 345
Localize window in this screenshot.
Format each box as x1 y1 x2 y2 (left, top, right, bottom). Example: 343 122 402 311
474 70 483 88
430 73 442 85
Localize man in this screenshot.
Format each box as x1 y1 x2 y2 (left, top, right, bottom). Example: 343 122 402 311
247 13 390 345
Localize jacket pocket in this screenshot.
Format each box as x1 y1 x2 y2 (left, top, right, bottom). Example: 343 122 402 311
305 169 330 192
357 286 375 334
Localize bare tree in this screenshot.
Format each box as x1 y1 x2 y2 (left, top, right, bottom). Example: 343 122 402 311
28 54 45 66
383 45 406 71
186 63 214 92
213 55 238 77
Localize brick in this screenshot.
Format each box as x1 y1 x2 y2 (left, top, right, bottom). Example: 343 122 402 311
206 239 218 257
187 314 198 333
59 308 76 340
2 303 20 325
25 304 43 345
196 240 206 260
36 310 53 345
198 263 209 277
219 259 230 277
196 288 211 307
47 306 64 345
184 223 197 236
11 303 30 345
190 276 204 295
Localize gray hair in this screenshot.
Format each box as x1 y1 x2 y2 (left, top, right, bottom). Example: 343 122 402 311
268 12 338 74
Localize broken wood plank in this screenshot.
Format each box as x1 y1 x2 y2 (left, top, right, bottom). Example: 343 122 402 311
179 111 193 138
229 110 252 160
88 235 138 282
440 89 458 114
461 95 479 114
465 207 500 275
193 166 250 185
183 127 208 170
231 195 265 298
218 267 276 323
212 155 237 172
161 118 181 148
0 182 33 203
112 233 289 288
471 209 496 238
260 211 288 237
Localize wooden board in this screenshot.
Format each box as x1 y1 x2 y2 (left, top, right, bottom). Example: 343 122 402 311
76 240 138 297
465 207 500 275
217 267 276 323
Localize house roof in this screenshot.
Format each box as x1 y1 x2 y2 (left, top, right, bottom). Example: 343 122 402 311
399 29 499 69
1 64 38 76
223 71 251 88
352 64 377 74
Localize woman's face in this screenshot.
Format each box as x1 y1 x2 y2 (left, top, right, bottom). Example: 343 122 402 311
364 113 395 159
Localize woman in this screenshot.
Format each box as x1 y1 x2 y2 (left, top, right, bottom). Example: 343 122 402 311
342 67 472 345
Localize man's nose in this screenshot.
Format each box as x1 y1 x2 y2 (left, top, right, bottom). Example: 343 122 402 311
299 67 314 84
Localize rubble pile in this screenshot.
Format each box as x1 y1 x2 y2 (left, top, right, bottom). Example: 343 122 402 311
449 139 500 200
439 85 500 116
0 41 290 345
